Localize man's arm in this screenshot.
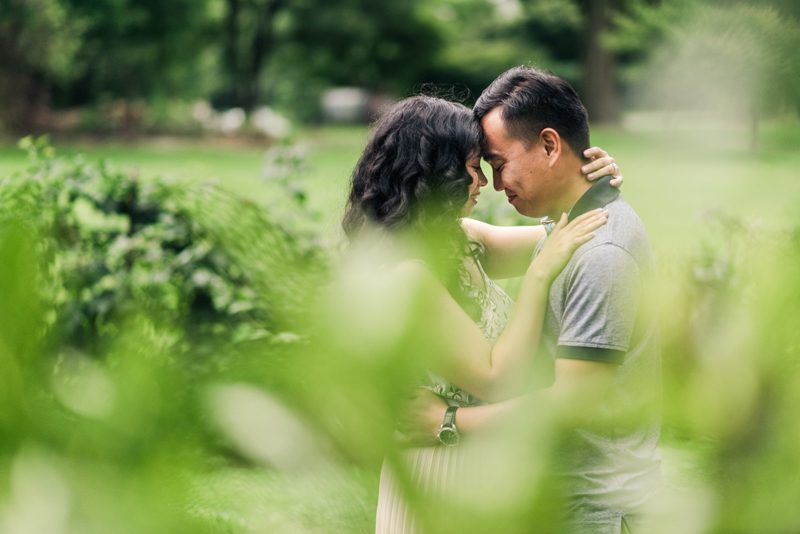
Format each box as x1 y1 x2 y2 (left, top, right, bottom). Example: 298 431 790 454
400 358 618 445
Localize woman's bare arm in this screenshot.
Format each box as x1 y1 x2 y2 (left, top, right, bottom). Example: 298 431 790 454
398 359 619 445
398 210 608 403
461 219 545 281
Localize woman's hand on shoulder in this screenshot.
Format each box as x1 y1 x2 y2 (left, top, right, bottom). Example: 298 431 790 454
529 209 609 283
582 147 623 187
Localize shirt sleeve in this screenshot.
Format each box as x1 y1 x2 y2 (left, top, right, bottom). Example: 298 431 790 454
556 244 641 362
556 345 625 364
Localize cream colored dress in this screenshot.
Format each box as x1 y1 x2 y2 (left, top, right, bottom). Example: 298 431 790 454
375 257 515 534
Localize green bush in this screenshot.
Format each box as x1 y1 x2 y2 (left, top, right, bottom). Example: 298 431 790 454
1 137 327 362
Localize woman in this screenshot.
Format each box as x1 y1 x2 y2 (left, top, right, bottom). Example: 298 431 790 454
341 96 621 534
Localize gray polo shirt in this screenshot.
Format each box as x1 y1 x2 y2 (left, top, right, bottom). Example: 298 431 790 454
532 177 663 532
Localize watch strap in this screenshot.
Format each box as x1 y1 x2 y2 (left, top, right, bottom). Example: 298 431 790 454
442 405 458 428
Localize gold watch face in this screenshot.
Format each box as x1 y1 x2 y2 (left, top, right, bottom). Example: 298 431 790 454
438 427 460 446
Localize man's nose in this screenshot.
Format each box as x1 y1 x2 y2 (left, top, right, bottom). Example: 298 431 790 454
492 169 503 191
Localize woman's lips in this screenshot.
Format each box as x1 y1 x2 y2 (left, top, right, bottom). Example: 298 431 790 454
507 194 517 203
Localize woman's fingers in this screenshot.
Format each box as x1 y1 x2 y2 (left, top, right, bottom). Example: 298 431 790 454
564 213 608 241
583 147 608 160
551 212 569 234
582 155 614 174
565 209 608 232
573 232 596 247
567 220 606 244
590 163 620 181
584 159 618 180
580 214 609 233
533 211 606 281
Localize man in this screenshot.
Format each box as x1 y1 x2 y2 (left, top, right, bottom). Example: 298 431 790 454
406 66 663 533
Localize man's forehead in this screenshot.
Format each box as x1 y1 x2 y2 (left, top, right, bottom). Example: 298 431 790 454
481 149 503 162
479 107 514 159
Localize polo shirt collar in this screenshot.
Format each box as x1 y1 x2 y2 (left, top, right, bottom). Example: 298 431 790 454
568 175 619 222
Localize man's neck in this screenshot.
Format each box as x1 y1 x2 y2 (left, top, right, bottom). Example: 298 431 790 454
549 171 592 219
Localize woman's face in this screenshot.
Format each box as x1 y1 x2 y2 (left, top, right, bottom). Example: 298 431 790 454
462 154 489 217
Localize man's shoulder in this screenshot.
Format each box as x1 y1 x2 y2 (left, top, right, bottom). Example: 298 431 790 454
575 196 652 263
568 243 640 290
605 196 647 239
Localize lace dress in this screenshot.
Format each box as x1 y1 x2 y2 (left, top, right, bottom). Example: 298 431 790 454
375 257 515 534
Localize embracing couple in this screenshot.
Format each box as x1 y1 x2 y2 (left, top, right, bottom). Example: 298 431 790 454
342 66 663 534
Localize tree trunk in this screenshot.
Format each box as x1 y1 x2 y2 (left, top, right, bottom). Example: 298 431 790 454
244 0 287 112
224 0 243 106
223 0 285 112
6 75 51 134
580 0 620 125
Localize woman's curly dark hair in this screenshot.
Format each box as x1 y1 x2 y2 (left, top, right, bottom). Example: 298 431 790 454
342 96 482 317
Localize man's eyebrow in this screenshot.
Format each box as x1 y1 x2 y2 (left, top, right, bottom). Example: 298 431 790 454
482 151 503 162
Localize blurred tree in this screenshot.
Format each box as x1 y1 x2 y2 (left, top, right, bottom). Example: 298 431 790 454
0 0 85 132
417 0 550 103
54 0 217 135
216 0 442 114
577 0 621 123
421 0 668 124
616 0 800 150
517 0 672 125
220 0 289 112
288 0 441 93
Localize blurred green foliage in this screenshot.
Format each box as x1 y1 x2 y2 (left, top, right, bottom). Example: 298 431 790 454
229 0 443 118
657 211 800 533
0 139 336 533
0 136 326 364
306 206 800 534
0 0 799 526
58 0 217 103
0 131 797 532
622 0 800 129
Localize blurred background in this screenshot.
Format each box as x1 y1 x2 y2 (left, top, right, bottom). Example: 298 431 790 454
0 0 799 532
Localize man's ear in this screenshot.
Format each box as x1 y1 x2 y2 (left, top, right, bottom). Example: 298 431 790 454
539 128 562 166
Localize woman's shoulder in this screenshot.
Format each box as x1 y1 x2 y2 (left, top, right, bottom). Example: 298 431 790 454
392 258 442 288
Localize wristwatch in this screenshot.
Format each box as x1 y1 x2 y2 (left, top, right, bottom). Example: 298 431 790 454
437 405 460 446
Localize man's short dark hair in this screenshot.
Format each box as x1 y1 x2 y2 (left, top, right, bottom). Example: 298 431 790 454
473 66 590 159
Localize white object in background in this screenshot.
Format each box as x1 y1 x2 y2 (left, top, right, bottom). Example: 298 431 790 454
322 87 370 123
219 108 246 134
191 101 214 124
252 107 291 138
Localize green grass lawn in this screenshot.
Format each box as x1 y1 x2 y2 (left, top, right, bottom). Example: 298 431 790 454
0 127 369 243
3 118 797 255
24 121 788 301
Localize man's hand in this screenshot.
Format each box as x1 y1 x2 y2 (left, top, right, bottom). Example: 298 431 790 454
397 389 449 447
